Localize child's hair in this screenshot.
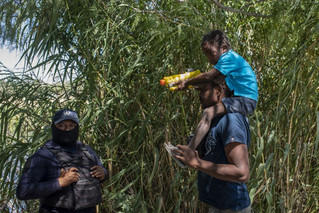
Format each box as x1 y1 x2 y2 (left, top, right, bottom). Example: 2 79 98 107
201 30 232 50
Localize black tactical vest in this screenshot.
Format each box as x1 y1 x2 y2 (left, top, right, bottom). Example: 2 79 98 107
40 141 103 210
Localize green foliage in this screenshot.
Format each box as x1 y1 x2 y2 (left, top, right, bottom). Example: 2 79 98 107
0 0 318 212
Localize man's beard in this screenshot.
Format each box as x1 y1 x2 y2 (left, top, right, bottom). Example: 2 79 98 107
51 124 79 148
200 98 208 109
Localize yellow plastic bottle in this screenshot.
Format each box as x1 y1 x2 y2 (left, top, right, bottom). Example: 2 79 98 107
160 69 201 91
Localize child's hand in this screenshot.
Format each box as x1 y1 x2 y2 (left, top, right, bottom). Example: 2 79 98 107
173 80 188 91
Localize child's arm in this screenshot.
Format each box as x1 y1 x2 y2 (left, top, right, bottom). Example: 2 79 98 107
188 102 226 149
175 68 222 91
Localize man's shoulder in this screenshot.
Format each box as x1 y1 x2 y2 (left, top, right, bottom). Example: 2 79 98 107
27 141 58 163
219 113 247 123
214 113 250 146
215 113 249 131
78 141 94 151
78 142 99 157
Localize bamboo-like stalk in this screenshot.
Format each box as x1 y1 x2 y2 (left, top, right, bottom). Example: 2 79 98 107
286 81 297 211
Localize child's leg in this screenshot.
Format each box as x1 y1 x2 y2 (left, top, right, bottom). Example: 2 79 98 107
188 102 226 149
222 97 257 115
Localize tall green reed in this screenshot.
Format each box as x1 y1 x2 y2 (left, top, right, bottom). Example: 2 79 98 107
0 0 318 212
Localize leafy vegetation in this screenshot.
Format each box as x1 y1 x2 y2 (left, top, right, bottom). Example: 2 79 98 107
0 0 318 212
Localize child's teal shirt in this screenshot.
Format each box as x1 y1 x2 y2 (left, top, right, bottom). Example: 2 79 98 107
214 50 258 101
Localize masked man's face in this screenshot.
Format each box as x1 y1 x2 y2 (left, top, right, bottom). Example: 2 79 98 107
52 120 79 147
55 120 77 131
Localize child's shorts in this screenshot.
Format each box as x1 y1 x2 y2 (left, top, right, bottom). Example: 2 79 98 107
222 96 257 115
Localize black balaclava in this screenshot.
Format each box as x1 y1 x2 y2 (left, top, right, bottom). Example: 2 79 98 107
51 124 79 148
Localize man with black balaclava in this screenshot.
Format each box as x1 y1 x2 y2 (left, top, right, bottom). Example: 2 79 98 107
16 109 108 213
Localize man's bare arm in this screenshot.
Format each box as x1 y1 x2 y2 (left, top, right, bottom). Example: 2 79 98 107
174 143 250 183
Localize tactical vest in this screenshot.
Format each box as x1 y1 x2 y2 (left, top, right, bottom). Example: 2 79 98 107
40 141 103 210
